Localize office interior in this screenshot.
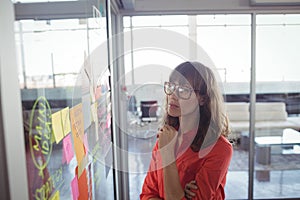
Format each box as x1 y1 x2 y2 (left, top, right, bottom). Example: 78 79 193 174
1 0 300 199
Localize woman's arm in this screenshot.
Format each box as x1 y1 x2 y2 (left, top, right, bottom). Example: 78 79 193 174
158 125 185 200
163 161 185 200
140 143 161 200
186 137 233 199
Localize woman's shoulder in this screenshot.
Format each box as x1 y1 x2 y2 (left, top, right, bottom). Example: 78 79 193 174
214 135 233 155
198 135 232 159
218 135 233 146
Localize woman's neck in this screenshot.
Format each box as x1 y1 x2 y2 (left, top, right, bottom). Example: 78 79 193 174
179 109 199 134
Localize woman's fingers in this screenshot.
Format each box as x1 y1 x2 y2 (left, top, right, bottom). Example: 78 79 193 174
184 180 198 199
185 193 193 199
188 181 198 190
186 181 197 190
185 188 196 197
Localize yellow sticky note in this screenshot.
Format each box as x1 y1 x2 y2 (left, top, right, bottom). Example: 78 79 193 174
61 107 71 136
78 154 89 178
90 84 96 103
50 190 60 200
90 102 97 122
70 103 85 165
51 111 64 144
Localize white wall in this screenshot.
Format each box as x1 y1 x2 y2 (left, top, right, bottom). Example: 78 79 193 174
0 0 29 199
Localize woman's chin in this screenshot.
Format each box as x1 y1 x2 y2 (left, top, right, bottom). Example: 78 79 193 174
168 109 180 117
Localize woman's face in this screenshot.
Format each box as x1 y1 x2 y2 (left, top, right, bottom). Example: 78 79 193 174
166 80 200 118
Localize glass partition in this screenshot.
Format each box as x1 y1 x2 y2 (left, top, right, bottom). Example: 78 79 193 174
123 14 252 199
254 14 300 199
197 14 251 199
16 8 115 199
123 15 189 199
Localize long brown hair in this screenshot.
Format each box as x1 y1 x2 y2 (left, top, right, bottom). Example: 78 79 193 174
163 61 230 152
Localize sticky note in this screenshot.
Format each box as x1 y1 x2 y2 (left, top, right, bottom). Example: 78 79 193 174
90 85 96 103
51 111 64 144
106 113 111 129
90 102 97 122
63 134 74 164
95 86 102 100
62 148 66 164
83 133 89 154
61 107 71 136
78 169 89 200
94 117 99 141
70 103 85 165
71 175 79 200
78 155 88 178
87 163 93 199
82 94 92 130
100 121 106 132
50 190 60 200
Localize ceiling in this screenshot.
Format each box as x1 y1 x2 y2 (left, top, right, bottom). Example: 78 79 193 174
117 0 300 14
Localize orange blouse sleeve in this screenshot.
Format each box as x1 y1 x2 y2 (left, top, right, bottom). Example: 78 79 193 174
140 142 161 200
192 138 233 200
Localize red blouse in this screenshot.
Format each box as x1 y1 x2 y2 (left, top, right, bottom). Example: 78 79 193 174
140 131 233 200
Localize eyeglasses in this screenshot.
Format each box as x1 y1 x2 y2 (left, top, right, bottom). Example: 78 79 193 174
164 81 196 100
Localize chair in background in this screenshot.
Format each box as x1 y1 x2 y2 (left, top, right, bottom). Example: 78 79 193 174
140 100 158 122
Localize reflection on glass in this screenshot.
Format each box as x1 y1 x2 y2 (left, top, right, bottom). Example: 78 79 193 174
18 14 116 199
254 14 300 199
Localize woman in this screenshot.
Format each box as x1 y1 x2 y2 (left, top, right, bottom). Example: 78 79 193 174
140 61 233 200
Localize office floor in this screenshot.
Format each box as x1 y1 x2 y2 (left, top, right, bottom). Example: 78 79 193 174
45 127 300 199
127 133 300 200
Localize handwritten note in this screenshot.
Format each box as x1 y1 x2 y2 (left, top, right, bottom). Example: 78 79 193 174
62 134 74 164
61 107 71 136
70 103 85 165
51 111 64 144
51 107 71 144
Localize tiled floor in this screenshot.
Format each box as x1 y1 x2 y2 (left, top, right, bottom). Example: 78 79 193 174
127 133 300 199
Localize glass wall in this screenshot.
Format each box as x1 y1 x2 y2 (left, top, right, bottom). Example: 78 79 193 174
197 14 251 199
15 17 107 89
123 15 190 199
11 6 300 199
254 14 300 199
122 14 300 200
15 6 116 199
122 14 251 199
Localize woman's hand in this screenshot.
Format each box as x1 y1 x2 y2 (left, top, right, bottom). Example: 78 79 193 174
157 125 177 149
184 180 198 199
157 125 178 166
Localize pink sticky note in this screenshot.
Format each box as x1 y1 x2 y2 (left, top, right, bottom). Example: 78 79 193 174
63 134 74 164
71 175 79 200
62 148 67 164
83 133 89 154
106 114 111 129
